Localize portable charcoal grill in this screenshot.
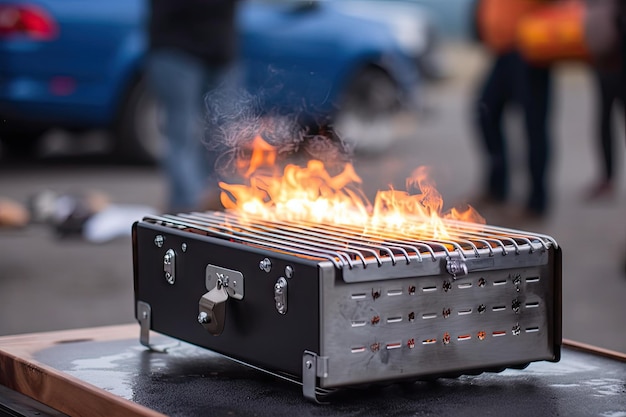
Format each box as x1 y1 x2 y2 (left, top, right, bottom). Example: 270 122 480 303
132 211 561 402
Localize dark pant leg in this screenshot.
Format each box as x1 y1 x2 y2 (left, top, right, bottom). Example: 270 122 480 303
594 68 619 182
516 55 552 215
475 53 516 201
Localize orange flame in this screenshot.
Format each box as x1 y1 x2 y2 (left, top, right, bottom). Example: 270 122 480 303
219 136 485 239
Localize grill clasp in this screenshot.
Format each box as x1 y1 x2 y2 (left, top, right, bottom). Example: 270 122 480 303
198 264 245 336
446 257 468 279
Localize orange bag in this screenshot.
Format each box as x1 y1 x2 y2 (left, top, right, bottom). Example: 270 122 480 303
517 0 591 63
477 0 542 53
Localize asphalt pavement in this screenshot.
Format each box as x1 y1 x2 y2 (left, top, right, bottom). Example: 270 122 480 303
1 42 626 354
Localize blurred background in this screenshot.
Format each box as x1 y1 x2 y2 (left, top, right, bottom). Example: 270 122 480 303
1 0 625 355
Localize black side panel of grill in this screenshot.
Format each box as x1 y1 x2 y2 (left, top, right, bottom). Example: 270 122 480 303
132 221 321 378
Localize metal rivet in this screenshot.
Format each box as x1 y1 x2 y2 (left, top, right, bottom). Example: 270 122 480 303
285 265 294 279
181 243 187 252
259 258 272 273
154 235 164 248
142 311 148 320
198 312 209 324
305 360 313 369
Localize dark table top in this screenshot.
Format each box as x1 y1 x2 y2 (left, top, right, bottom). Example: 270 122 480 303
15 326 624 417
0 325 625 417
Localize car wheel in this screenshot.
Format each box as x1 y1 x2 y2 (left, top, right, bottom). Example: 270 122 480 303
333 67 402 153
114 76 163 164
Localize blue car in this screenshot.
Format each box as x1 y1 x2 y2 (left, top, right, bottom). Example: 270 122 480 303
0 0 419 162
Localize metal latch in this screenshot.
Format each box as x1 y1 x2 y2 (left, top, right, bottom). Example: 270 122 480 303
446 257 468 279
198 264 244 336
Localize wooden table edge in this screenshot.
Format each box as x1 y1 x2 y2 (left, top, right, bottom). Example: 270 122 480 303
562 338 626 362
0 323 164 417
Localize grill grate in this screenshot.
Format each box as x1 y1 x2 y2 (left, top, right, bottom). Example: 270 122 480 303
143 211 557 271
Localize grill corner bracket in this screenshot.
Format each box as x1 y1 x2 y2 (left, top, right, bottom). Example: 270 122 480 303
302 351 330 403
137 300 171 353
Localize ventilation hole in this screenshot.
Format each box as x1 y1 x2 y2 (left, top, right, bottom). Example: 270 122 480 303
386 342 402 350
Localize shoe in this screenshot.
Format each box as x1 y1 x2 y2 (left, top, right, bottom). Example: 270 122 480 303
28 190 110 237
583 180 614 202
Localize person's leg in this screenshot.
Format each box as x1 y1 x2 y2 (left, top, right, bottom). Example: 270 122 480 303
518 55 552 216
475 53 515 203
584 68 618 199
146 49 212 212
596 69 617 183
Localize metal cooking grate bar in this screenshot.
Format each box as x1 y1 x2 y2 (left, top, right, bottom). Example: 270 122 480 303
219 213 469 260
175 213 379 267
147 215 347 268
219 211 545 259
144 211 556 268
440 218 556 250
209 212 426 265
180 212 450 268
189 212 473 264
167 213 367 267
181 212 394 266
169 212 418 269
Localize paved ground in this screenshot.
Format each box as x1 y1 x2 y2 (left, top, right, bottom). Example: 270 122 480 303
1 42 626 354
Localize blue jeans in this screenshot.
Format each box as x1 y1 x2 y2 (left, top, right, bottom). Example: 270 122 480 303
147 49 232 212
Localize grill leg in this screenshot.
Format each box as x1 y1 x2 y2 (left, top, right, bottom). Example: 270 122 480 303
137 300 176 353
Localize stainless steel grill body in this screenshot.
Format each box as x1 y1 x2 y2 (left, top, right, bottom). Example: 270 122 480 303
132 211 561 401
